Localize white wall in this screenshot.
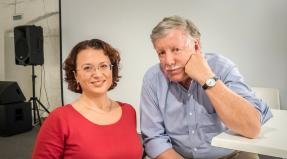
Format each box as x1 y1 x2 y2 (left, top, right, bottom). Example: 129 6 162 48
199 1 287 110
0 0 61 114
0 3 8 81
0 27 4 81
61 0 287 125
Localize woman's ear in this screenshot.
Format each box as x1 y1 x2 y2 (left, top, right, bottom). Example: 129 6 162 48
73 71 78 82
73 71 81 91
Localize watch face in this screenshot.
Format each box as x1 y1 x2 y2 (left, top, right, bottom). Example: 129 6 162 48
202 76 218 90
206 78 216 86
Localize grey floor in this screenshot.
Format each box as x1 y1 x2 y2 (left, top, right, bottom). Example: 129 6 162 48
0 126 39 159
0 126 282 159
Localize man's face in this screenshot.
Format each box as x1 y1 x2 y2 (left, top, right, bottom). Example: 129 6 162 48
153 29 196 82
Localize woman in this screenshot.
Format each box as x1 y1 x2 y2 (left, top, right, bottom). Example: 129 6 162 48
32 39 143 159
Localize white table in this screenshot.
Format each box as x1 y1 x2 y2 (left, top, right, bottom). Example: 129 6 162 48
211 109 287 158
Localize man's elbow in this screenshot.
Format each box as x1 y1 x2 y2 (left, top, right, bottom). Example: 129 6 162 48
245 108 262 138
245 121 261 139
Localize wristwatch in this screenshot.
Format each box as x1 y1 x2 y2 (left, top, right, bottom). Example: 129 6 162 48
202 76 218 90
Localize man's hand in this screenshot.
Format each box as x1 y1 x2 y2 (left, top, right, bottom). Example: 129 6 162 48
184 44 214 85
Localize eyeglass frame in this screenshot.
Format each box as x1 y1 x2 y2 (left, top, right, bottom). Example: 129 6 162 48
75 63 114 74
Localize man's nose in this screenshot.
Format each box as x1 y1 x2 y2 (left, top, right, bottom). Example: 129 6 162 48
164 51 175 66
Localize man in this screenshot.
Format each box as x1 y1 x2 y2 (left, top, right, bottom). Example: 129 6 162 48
140 16 272 159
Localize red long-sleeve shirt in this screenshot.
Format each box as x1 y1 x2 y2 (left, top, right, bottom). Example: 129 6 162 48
32 102 143 159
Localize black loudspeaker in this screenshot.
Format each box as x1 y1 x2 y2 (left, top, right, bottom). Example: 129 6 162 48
0 81 26 104
0 102 32 136
14 25 44 65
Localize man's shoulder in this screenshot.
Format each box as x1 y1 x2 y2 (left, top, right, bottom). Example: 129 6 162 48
143 64 164 80
204 53 237 79
205 53 232 63
205 53 235 68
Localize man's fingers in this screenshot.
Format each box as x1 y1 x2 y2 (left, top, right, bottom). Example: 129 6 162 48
185 54 192 66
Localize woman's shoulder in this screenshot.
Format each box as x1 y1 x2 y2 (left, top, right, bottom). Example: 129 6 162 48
48 104 74 117
41 104 74 127
117 102 136 113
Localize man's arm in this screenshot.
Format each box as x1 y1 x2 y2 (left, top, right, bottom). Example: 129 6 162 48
156 148 183 159
140 73 177 158
203 80 261 138
185 49 261 138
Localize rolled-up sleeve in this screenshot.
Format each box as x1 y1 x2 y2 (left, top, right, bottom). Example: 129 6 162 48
221 64 273 124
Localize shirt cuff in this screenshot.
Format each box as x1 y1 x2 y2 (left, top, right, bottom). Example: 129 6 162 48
145 138 173 158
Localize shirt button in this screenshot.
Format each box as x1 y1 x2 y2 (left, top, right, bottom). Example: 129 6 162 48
189 112 192 116
194 148 197 151
191 130 195 134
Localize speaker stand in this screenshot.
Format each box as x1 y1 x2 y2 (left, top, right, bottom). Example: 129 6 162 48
28 65 50 126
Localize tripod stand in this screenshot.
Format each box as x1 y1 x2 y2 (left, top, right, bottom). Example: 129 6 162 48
28 65 50 126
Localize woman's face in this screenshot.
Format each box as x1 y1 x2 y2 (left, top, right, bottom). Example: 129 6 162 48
75 48 113 96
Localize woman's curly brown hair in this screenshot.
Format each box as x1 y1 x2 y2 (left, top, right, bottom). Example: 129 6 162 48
63 39 121 93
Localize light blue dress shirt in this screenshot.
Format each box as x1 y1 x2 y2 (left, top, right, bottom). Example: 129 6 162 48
140 53 272 159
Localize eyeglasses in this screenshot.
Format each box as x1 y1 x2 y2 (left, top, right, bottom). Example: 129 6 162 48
77 63 113 73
